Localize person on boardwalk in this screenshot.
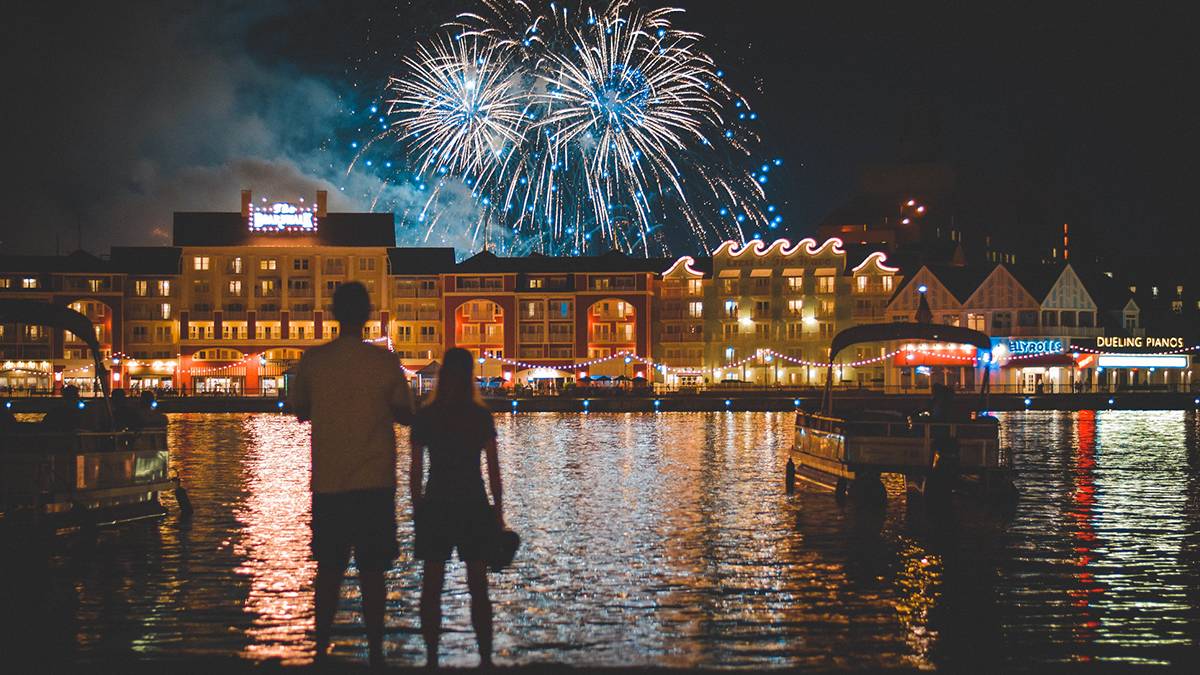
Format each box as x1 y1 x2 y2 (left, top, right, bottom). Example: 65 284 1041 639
289 282 414 667
410 347 504 668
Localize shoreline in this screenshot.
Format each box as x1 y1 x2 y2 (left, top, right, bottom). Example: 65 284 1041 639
6 391 1200 414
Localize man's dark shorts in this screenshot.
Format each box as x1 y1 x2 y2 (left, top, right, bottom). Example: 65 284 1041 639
414 499 495 562
311 488 398 571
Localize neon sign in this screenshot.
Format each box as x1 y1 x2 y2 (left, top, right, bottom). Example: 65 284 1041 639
1007 338 1063 355
248 202 318 232
1096 336 1184 349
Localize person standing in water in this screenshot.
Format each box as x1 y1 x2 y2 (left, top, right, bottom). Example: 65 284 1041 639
290 281 414 666
410 347 504 668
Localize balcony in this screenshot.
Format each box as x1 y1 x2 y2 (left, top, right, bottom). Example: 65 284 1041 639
393 286 417 298
590 333 635 344
592 311 634 322
463 310 498 322
548 331 573 343
417 309 441 320
189 309 213 320
519 332 547 343
416 334 440 344
256 309 281 320
254 287 280 298
659 333 703 343
290 310 314 320
288 287 314 298
393 309 417 320
417 287 439 297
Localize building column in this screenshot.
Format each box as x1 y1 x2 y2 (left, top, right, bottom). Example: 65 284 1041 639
314 310 323 341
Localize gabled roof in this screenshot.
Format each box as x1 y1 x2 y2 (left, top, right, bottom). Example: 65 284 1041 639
0 250 111 273
173 212 395 247
387 247 456 275
110 247 182 275
1006 263 1067 302
891 263 995 304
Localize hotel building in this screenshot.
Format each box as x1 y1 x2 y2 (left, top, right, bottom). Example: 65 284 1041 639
1 190 1189 395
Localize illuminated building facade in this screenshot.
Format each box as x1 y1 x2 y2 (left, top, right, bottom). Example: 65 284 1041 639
883 263 1182 393
2 190 1193 395
654 238 901 387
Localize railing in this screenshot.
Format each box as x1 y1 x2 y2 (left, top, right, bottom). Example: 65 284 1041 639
416 335 439 344
189 310 213 320
417 309 441 320
254 288 280 298
256 310 280 320
288 288 314 298
417 288 440 297
659 333 702 342
548 331 574 343
221 310 248 320
394 310 416 320
290 310 314 320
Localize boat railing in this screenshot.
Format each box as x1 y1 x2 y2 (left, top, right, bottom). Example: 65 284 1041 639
0 428 168 454
797 410 998 441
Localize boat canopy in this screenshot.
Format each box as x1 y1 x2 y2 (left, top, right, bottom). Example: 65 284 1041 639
829 322 992 360
0 299 110 397
0 299 102 355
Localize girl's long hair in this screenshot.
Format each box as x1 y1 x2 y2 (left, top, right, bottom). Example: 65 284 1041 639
429 347 484 409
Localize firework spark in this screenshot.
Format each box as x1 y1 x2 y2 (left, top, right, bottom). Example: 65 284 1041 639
383 0 773 256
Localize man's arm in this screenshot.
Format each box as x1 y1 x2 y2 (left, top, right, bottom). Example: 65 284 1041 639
409 427 424 504
484 437 503 527
390 359 415 425
289 359 311 422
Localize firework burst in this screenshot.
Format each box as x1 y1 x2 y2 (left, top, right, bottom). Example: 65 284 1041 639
382 0 773 256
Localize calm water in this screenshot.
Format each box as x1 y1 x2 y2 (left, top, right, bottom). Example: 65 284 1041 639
3 411 1199 668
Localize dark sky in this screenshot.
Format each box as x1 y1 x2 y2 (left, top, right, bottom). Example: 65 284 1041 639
4 1 1195 258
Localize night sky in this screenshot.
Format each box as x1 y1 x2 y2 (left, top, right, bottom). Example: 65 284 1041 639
6 1 1194 260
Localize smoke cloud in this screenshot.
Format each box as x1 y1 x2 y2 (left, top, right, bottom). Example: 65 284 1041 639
6 0 485 256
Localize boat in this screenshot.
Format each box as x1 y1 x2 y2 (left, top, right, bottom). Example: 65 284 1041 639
791 294 1015 505
0 299 179 531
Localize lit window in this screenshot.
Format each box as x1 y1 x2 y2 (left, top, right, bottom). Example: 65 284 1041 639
530 278 544 289
135 280 148 296
1152 286 1159 297
1177 285 1184 296
193 256 210 271
788 299 803 316
157 280 171 296
688 301 703 318
0 278 9 289
687 279 703 295
787 277 803 292
228 280 242 296
88 279 103 292
228 257 243 274
856 276 867 292
22 277 39 289
817 275 835 294
259 258 277 271
882 275 894 292
160 303 172 320
1172 300 1183 313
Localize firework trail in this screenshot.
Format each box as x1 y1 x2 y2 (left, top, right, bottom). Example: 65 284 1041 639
382 0 772 256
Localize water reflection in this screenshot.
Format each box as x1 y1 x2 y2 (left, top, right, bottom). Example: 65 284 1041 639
6 411 1199 668
234 415 316 662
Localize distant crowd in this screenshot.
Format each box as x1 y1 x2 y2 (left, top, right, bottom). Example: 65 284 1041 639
0 384 167 432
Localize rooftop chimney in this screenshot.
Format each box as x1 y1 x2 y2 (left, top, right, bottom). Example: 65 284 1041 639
316 190 328 217
240 190 252 217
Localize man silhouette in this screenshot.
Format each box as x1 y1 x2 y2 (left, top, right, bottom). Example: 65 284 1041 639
289 281 414 666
